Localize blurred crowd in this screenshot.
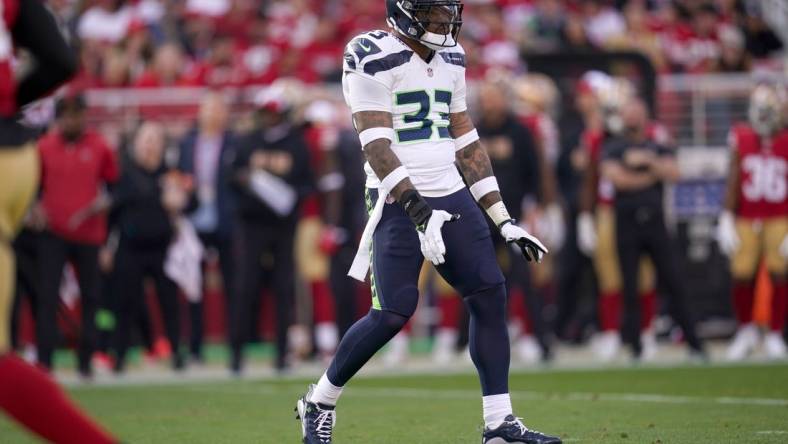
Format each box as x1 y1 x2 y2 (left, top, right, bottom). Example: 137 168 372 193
47 0 785 94
12 72 786 377
6 0 786 378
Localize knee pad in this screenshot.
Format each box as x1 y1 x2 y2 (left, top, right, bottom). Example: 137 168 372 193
463 283 507 320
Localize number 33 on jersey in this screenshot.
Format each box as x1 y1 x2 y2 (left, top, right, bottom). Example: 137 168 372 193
342 30 469 196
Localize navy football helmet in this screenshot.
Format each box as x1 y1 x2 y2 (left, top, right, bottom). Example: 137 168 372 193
386 0 463 50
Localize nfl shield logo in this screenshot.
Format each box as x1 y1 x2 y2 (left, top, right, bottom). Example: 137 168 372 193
427 68 434 77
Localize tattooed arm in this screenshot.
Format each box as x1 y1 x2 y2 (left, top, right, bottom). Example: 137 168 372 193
451 111 502 210
451 111 547 261
353 111 415 201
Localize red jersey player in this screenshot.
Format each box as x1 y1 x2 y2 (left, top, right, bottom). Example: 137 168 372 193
0 1 117 442
718 84 788 360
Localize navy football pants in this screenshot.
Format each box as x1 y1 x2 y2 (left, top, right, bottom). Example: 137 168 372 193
327 187 510 395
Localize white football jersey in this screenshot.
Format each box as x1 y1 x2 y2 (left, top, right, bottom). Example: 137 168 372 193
342 30 469 197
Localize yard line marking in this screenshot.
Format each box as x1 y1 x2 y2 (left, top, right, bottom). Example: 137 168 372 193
178 385 788 408
756 431 788 434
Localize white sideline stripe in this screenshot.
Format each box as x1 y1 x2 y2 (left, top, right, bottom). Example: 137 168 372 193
180 385 788 408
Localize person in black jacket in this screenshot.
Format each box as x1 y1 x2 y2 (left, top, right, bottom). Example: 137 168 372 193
229 89 312 373
111 121 192 373
600 97 704 359
475 80 551 361
177 91 238 363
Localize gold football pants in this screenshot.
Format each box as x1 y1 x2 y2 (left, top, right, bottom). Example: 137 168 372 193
0 144 39 353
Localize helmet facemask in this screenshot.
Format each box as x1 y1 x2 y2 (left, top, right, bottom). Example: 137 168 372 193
389 1 463 50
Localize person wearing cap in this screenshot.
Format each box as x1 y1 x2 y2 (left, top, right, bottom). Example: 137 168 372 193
600 96 705 360
229 84 312 373
35 94 119 377
177 90 239 363
297 100 345 360
306 101 369 340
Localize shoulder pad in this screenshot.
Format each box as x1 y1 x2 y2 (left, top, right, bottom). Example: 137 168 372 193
438 43 466 68
344 30 414 77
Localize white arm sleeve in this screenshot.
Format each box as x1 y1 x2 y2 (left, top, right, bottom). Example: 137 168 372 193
344 72 392 114
451 72 468 113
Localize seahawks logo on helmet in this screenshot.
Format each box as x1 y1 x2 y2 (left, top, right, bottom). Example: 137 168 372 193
386 0 463 51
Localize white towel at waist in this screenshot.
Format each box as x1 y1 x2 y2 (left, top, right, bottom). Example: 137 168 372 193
347 186 388 282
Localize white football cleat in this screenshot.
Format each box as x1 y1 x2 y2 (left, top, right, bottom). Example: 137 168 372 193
763 332 787 360
515 335 542 364
725 324 759 361
382 332 409 367
594 331 621 362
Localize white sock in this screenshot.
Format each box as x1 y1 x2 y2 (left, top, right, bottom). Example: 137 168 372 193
483 393 513 429
310 373 344 406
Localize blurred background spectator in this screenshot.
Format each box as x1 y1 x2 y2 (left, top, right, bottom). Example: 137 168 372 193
228 84 312 374
7 0 788 375
35 95 118 377
177 91 238 364
111 121 192 373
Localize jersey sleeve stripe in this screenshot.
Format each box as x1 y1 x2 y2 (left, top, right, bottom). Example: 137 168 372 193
344 51 357 70
363 50 413 76
439 52 466 67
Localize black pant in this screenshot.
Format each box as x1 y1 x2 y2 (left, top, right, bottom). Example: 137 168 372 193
230 218 295 371
615 206 702 355
36 233 100 374
112 241 181 371
188 231 234 360
494 236 550 355
329 242 359 338
554 207 595 341
11 230 39 350
97 266 155 355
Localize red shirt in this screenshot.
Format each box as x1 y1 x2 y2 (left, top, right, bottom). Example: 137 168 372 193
300 125 328 218
730 124 788 219
0 0 19 117
38 129 119 245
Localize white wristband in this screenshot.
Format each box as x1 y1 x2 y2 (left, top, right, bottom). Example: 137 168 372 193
380 166 409 192
358 127 395 148
454 129 479 151
485 201 512 227
469 176 499 202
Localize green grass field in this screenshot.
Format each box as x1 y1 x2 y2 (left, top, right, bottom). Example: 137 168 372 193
2 362 788 443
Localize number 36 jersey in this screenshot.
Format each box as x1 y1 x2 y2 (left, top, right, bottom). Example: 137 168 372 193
728 123 788 219
342 30 468 197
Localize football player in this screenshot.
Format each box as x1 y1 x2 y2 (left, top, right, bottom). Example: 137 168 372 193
295 1 561 443
718 84 788 360
0 1 118 442
510 74 564 363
